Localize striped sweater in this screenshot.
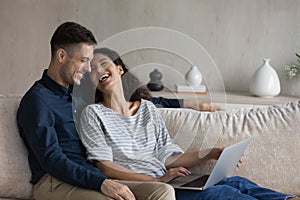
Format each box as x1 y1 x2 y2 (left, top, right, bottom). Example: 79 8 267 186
79 99 183 178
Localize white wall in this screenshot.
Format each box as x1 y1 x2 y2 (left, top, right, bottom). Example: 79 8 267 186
1 0 300 96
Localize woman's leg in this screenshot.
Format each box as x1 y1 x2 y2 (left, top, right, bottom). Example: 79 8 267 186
175 185 257 200
218 176 297 200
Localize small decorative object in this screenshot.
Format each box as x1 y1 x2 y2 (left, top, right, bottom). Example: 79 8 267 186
185 66 203 87
249 58 281 98
175 66 207 93
147 69 164 91
284 53 300 79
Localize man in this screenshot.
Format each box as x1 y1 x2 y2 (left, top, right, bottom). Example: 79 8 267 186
17 22 175 200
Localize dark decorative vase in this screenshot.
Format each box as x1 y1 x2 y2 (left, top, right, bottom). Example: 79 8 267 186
147 69 164 91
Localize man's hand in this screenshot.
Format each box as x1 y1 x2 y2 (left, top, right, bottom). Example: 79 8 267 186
198 102 223 112
183 100 223 112
101 179 136 200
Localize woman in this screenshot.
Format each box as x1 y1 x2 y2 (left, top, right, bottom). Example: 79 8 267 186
79 48 298 200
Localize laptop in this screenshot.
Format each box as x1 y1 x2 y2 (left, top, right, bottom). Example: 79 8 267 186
168 138 251 190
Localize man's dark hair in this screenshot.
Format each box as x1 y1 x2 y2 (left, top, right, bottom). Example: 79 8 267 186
50 22 97 57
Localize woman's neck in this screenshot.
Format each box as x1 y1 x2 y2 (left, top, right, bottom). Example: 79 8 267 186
102 94 129 115
102 97 141 116
102 82 125 109
101 84 140 116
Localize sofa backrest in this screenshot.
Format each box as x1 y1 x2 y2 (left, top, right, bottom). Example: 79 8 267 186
159 101 300 195
1 94 299 198
0 95 32 199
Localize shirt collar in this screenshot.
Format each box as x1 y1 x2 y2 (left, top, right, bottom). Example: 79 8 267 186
41 69 73 97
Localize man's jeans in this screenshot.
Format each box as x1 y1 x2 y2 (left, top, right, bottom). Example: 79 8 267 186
175 176 296 200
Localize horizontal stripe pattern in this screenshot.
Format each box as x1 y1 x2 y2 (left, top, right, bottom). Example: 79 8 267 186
79 99 183 178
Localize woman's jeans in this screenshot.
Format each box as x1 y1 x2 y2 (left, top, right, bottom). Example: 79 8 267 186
175 176 296 200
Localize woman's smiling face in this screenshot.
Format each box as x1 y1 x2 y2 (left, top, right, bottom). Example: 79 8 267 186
89 53 124 92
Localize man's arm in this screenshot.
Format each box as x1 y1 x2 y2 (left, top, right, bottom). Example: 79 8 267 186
17 93 106 191
183 99 223 111
151 97 183 108
151 97 222 111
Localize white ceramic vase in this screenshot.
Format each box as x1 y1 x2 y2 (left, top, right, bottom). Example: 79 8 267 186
185 66 203 87
249 58 281 98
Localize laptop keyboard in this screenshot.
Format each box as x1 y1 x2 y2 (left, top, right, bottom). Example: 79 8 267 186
181 175 210 187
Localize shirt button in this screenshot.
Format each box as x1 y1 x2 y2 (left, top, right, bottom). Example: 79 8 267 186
74 110 77 113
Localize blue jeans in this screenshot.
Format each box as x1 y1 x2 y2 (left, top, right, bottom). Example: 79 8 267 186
175 176 296 200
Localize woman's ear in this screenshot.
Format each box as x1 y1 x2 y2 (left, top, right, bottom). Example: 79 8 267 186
118 65 125 75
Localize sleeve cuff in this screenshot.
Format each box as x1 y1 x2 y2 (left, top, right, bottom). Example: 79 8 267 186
157 144 183 164
86 146 113 161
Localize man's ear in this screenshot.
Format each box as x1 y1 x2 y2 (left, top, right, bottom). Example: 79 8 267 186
56 48 67 63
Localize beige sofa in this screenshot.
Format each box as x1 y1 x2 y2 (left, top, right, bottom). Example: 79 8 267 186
0 95 299 199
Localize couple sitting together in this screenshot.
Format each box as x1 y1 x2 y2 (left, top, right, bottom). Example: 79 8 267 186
17 21 299 200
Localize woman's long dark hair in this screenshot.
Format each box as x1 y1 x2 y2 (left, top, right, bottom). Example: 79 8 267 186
93 48 152 103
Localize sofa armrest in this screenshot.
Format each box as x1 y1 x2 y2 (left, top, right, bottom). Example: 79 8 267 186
0 96 32 199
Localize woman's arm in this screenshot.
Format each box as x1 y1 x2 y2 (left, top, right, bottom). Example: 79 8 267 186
165 148 224 169
94 160 156 181
94 160 191 183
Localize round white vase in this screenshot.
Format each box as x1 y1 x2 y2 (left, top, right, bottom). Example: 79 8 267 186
185 66 203 87
249 58 281 98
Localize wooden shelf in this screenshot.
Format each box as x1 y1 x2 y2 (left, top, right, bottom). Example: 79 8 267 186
150 89 299 106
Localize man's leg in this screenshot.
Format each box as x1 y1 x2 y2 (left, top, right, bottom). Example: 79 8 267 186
33 174 113 200
118 180 175 200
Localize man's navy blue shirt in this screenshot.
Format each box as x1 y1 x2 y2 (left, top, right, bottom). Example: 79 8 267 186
151 97 183 108
17 71 107 191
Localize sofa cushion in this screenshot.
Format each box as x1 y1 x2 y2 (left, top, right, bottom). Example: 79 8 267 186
0 95 32 199
159 101 300 195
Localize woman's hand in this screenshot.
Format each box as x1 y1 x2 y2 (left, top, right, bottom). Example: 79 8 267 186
237 159 243 168
157 167 191 183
